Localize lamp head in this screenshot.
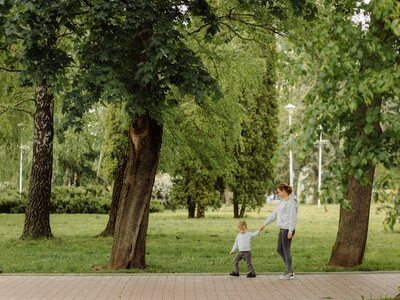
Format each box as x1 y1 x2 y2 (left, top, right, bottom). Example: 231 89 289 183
285 103 296 113
317 124 323 133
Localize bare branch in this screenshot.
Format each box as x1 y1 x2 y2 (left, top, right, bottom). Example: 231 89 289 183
0 66 23 72
0 96 35 117
191 35 220 81
188 23 212 35
10 89 36 97
220 22 265 46
223 15 285 37
0 105 34 117
14 98 35 107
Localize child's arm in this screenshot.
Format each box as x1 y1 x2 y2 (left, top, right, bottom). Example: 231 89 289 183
250 230 260 237
230 236 238 254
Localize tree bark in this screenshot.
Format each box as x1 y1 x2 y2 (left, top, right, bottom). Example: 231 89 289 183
63 167 71 186
131 199 150 268
187 196 195 218
98 152 128 237
196 204 205 218
73 171 81 187
110 115 162 270
239 205 246 218
233 199 239 218
214 177 225 204
329 167 375 267
329 96 382 267
20 80 54 240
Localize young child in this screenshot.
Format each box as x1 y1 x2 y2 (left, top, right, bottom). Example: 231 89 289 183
229 221 261 278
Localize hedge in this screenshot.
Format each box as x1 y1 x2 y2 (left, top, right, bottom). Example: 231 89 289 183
0 186 164 213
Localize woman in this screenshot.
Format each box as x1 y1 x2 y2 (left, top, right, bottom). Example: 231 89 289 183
260 183 298 280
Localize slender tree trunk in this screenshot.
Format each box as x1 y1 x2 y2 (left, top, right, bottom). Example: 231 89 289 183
214 177 225 204
329 168 375 267
110 115 162 270
196 204 205 218
233 198 239 218
63 167 71 186
239 205 246 218
20 80 54 240
73 171 81 187
187 196 195 218
99 152 128 237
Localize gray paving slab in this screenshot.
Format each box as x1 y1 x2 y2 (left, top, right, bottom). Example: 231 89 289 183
0 272 399 300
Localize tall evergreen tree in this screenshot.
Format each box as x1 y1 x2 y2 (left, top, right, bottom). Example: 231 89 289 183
232 37 278 218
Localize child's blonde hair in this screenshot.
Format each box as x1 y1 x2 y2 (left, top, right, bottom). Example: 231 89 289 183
238 221 247 230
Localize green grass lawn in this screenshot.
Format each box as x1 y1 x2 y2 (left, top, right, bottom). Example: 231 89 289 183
0 203 399 273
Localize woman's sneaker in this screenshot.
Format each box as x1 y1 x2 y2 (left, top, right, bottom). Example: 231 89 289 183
246 272 256 278
229 271 239 277
279 273 295 280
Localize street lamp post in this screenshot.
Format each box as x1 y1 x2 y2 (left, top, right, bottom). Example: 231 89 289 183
19 145 30 197
315 125 329 211
17 123 24 196
17 123 30 197
317 125 323 208
19 143 23 196
285 104 296 187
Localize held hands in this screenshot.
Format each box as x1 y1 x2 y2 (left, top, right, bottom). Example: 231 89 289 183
258 224 265 232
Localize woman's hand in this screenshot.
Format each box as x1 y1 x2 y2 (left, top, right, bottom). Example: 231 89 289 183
287 231 293 240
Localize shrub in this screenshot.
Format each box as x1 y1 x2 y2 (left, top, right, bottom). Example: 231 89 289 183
51 186 111 214
150 200 165 213
0 185 166 214
374 168 400 231
0 189 26 213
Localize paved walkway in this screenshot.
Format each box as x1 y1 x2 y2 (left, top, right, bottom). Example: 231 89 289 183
1 272 399 300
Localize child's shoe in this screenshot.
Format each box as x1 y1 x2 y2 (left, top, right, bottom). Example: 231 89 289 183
246 272 256 278
229 271 239 277
279 273 294 280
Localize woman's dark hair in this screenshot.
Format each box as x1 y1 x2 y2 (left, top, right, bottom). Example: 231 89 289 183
276 183 293 195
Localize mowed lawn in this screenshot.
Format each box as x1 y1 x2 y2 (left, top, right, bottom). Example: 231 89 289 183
0 203 399 273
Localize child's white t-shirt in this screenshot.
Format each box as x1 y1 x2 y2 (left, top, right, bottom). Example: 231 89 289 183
230 231 260 253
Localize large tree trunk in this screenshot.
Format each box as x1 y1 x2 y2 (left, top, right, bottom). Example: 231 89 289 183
20 80 54 240
329 97 382 267
131 199 150 268
110 115 162 270
329 167 375 267
99 152 128 237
